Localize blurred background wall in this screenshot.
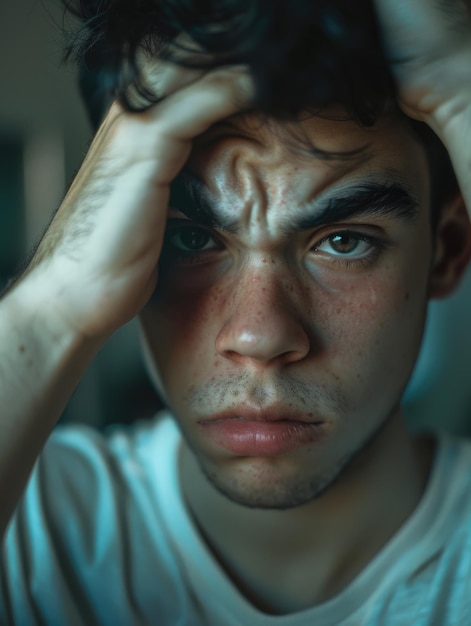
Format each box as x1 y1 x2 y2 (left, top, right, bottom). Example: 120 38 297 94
1 0 471 434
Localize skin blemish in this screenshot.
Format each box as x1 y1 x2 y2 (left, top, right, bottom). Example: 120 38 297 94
366 280 377 306
18 345 25 353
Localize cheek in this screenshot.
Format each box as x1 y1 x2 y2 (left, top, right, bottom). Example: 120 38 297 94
313 262 429 393
141 279 227 395
142 243 431 408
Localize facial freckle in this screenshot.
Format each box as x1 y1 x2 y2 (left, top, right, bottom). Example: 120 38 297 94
404 292 410 302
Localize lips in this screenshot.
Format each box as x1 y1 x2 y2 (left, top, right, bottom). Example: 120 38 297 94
198 406 326 456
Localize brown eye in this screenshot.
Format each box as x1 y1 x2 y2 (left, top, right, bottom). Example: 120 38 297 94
315 231 373 258
329 233 361 254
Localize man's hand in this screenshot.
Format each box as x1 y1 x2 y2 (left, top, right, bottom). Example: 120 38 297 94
373 0 471 124
373 0 471 222
0 63 252 536
27 64 252 340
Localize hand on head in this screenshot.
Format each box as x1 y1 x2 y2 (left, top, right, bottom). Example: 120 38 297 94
373 0 471 121
26 64 253 341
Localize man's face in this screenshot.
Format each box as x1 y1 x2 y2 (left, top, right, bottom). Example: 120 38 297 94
139 111 434 509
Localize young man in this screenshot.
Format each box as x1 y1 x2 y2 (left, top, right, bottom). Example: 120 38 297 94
1 0 471 623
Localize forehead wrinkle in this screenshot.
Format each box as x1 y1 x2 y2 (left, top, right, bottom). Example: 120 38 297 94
170 171 241 232
279 125 374 164
213 115 375 164
177 156 287 239
173 150 420 241
231 160 273 236
296 142 373 163
252 128 373 163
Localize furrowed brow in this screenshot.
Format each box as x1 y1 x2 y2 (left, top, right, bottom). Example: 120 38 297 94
169 175 238 232
295 182 419 231
169 177 419 234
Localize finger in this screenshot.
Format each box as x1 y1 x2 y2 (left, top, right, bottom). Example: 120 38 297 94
154 65 254 138
102 65 253 183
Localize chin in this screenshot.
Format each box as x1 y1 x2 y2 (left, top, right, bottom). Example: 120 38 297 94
198 453 354 510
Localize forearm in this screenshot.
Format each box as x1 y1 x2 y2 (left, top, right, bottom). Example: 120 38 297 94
0 65 251 538
0 272 102 536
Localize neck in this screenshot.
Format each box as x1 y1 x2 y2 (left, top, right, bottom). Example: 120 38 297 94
179 411 435 614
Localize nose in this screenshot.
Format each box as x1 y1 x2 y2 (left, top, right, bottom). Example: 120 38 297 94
215 267 311 366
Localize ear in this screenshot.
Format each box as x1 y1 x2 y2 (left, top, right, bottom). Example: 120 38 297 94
428 192 471 299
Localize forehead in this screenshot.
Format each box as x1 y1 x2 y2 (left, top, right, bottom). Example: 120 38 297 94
171 113 430 241
187 111 428 202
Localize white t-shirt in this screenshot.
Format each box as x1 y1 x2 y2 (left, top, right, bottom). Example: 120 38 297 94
1 412 471 626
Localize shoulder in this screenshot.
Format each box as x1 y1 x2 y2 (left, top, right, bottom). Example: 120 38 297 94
36 409 177 506
44 409 174 471
4 411 179 544
403 433 471 622
1 414 200 625
1 412 181 581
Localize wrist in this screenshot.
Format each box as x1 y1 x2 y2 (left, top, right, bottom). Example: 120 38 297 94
4 268 104 360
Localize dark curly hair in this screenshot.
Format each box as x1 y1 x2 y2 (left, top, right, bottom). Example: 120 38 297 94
63 0 457 221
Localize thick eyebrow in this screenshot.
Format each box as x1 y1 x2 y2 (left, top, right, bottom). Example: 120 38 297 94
295 182 420 232
169 177 419 234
